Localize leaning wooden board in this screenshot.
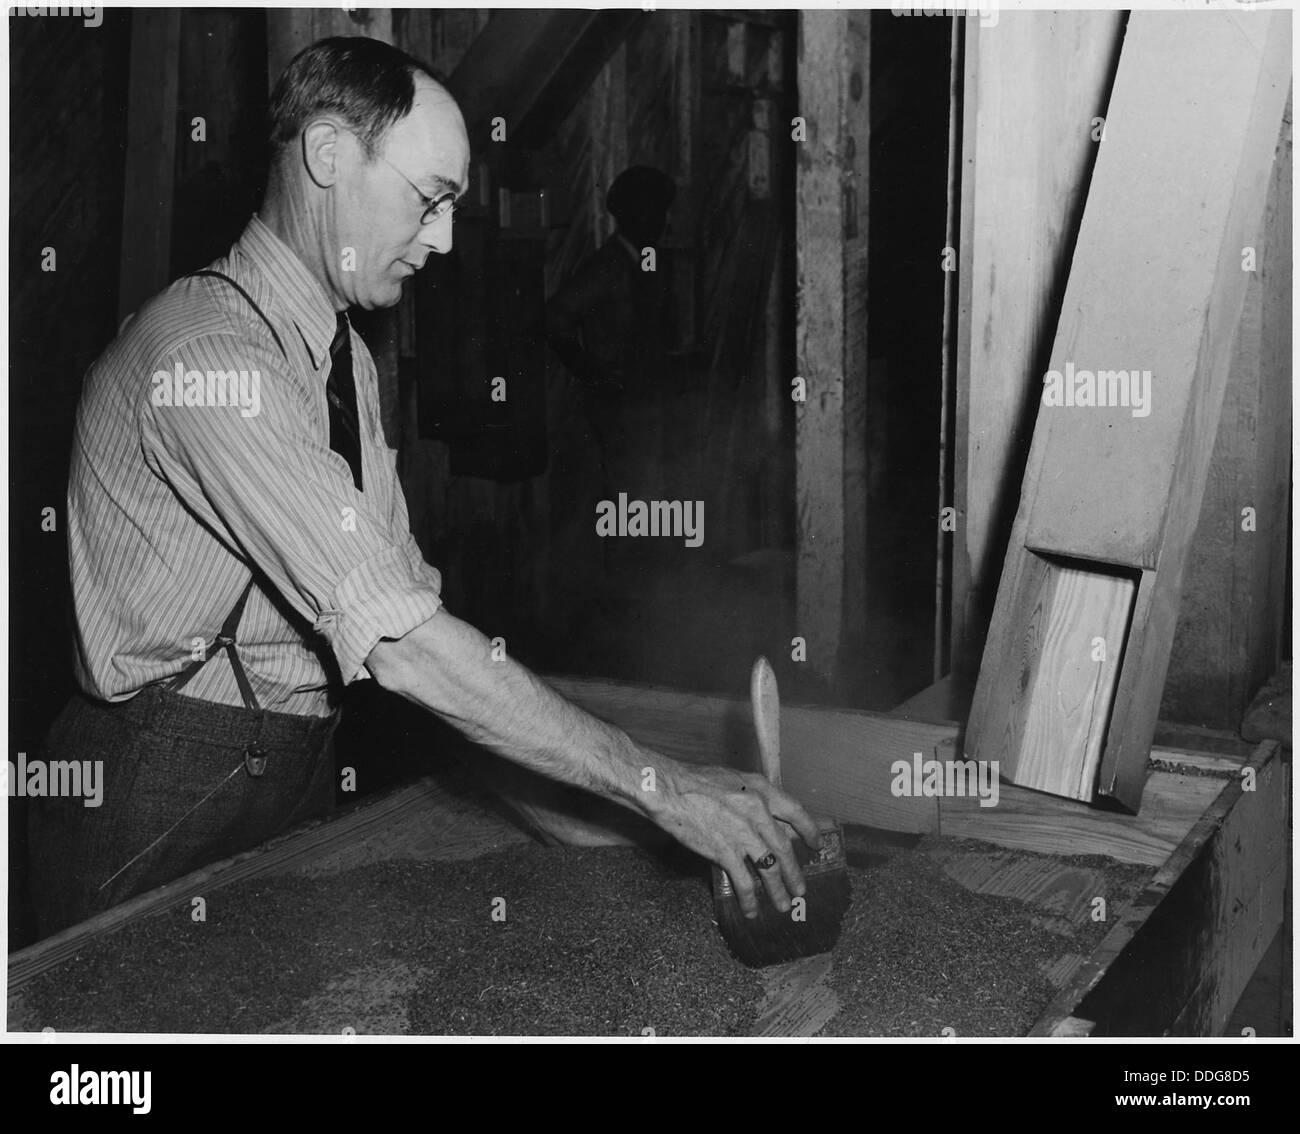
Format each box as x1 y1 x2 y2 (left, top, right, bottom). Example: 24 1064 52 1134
964 10 1292 810
6 678 1286 1036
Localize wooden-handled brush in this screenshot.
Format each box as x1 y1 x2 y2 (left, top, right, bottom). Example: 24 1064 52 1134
712 657 852 967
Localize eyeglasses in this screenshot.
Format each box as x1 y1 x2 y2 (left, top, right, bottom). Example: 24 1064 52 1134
378 155 458 225
335 125 460 226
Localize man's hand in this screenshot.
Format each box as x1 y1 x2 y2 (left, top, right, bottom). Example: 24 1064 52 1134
367 608 822 917
650 761 822 919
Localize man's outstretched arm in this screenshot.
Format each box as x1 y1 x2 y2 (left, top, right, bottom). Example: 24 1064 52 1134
366 607 821 917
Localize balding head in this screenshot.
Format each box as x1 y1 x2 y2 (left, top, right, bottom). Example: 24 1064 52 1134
262 37 470 311
269 37 447 161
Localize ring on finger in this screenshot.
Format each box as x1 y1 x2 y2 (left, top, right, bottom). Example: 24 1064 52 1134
754 852 778 871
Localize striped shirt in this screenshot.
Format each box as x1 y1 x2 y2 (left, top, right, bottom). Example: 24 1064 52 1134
68 215 443 717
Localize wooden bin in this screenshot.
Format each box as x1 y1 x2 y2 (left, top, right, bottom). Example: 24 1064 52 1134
7 677 1288 1037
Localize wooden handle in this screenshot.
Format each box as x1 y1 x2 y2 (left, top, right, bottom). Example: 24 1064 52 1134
751 656 782 788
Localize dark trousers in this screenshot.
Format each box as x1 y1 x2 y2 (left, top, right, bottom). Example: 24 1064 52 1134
26 686 338 937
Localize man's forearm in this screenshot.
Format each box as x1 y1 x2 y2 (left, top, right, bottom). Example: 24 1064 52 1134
366 608 665 821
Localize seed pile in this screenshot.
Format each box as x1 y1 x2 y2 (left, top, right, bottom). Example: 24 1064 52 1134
13 837 1150 1037
14 846 761 1037
819 838 1150 1037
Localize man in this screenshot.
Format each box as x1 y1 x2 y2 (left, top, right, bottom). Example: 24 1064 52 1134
29 38 817 935
547 165 677 406
543 166 681 640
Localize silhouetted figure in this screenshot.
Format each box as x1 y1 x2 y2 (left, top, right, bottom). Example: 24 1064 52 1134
542 167 677 647
548 166 676 494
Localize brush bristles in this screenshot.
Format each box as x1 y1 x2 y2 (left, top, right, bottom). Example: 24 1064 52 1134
711 823 852 967
713 871 852 967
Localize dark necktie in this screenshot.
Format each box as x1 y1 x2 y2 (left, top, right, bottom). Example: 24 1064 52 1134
327 313 363 491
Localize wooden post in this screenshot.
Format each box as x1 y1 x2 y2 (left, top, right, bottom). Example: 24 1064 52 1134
949 10 1124 701
117 9 181 323
794 10 870 695
964 10 1292 809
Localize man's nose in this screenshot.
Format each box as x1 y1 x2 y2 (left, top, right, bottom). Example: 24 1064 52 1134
420 215 454 255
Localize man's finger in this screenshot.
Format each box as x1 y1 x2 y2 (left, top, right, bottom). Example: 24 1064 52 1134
720 850 759 919
752 813 806 900
761 784 822 849
742 836 793 913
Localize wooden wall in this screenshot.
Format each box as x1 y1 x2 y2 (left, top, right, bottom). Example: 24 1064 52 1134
405 10 799 688
9 8 133 949
9 10 133 747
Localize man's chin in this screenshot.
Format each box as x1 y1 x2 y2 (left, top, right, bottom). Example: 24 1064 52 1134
356 283 407 311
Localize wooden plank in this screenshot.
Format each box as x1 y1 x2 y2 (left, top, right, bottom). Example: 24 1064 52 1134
940 763 1227 869
931 848 1134 934
547 675 948 833
116 8 181 322
752 954 840 1037
1022 13 1290 565
966 10 1293 811
794 9 871 693
549 675 1251 855
934 13 963 680
972 556 1136 801
949 10 1124 689
1162 101 1293 728
1030 741 1286 1035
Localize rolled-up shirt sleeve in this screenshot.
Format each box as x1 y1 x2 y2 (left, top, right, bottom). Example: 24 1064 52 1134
139 330 442 683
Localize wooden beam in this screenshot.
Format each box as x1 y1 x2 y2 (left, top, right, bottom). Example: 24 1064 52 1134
794 10 871 694
265 8 392 83
548 675 947 833
1162 100 1293 728
548 674 1250 866
950 10 1124 694
1030 741 1287 1035
965 10 1293 810
447 11 639 152
117 8 181 322
514 13 645 148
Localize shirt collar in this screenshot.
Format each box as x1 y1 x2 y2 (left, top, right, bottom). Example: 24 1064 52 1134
237 215 340 371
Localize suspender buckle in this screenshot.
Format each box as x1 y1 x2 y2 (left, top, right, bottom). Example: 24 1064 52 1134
243 742 268 777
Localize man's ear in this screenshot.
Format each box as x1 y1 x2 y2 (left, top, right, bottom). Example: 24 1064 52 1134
301 119 343 189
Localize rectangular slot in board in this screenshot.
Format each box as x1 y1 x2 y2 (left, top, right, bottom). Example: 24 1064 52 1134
968 553 1138 801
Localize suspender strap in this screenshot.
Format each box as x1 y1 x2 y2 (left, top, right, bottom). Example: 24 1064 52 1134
167 579 260 709
164 270 292 714
188 269 289 361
